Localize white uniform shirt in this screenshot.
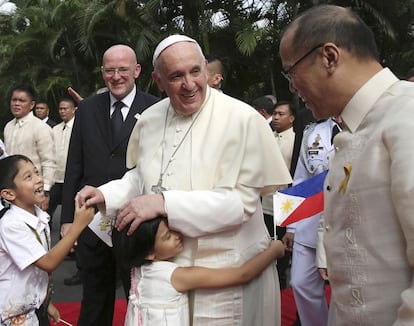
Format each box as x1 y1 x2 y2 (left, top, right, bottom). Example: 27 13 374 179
288 119 337 248
0 205 50 325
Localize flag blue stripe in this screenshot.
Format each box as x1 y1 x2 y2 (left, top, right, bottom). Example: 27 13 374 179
280 170 328 198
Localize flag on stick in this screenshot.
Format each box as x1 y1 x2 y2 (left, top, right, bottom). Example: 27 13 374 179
273 170 328 228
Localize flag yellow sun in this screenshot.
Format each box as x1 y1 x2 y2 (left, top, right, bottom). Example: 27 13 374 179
281 200 294 213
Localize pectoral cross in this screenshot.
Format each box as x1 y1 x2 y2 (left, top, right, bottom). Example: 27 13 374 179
151 177 166 194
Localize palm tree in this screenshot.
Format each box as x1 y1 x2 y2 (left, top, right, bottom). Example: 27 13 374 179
0 0 412 131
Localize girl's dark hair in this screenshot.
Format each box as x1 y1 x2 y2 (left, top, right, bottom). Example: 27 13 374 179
0 155 33 218
112 216 164 269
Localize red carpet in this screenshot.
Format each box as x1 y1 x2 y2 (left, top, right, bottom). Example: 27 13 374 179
54 286 331 326
281 285 331 326
54 300 127 326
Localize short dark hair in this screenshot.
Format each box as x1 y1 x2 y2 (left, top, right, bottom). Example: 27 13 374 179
36 99 48 106
10 85 37 101
274 100 297 117
0 155 34 217
59 97 76 107
205 54 221 64
287 5 379 61
205 54 225 76
0 155 33 192
252 96 276 115
112 216 165 269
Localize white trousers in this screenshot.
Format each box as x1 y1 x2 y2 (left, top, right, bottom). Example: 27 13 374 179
290 242 329 326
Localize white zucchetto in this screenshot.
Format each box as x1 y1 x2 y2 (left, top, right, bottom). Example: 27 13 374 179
152 34 198 67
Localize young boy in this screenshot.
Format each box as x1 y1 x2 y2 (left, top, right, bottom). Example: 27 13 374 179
0 155 94 325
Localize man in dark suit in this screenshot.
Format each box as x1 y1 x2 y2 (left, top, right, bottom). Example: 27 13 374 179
35 101 58 127
60 44 159 326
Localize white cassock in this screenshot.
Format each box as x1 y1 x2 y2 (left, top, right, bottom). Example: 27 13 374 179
99 87 292 325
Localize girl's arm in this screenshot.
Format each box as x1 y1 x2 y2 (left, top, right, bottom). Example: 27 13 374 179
172 240 286 292
34 200 94 273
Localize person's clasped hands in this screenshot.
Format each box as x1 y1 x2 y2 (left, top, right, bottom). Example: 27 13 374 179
76 185 165 235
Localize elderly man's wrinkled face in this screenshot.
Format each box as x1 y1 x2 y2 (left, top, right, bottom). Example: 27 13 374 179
152 42 208 116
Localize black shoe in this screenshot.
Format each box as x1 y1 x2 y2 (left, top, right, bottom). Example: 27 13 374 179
64 271 81 286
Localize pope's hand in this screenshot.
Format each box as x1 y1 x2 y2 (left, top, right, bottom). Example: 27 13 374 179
115 194 166 235
76 186 105 208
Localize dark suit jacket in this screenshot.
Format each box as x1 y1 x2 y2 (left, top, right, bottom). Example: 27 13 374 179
61 89 159 238
269 120 275 131
46 117 58 128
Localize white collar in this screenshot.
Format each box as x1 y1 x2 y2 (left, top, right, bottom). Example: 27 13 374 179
9 204 50 229
109 85 137 109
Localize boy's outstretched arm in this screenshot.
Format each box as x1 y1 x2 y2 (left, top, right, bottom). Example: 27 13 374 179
172 240 286 292
34 200 94 273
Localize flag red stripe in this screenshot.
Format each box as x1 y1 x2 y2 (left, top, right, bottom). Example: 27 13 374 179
280 192 324 227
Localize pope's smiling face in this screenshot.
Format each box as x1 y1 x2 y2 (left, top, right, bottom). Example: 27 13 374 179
152 41 208 116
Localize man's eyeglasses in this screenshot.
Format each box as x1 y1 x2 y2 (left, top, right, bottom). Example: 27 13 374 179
281 43 324 82
101 66 131 77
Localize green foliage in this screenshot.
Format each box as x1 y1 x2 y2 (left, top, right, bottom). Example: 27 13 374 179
0 0 412 130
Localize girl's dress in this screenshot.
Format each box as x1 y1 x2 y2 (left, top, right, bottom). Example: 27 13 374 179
125 261 190 326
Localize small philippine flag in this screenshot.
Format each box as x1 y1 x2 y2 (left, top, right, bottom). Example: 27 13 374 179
88 212 114 247
273 170 328 228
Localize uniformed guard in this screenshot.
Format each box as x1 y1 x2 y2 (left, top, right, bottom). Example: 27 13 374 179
283 118 340 326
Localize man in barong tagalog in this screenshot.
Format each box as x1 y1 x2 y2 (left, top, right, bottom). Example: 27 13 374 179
77 35 292 325
280 5 414 325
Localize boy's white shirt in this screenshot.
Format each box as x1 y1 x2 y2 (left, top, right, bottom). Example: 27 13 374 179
0 204 49 322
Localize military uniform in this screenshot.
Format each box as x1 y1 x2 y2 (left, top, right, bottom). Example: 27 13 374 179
288 118 339 326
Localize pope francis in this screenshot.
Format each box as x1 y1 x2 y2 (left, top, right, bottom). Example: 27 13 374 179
78 35 292 325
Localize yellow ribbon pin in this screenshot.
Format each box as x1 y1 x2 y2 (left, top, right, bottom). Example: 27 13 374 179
338 163 352 194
